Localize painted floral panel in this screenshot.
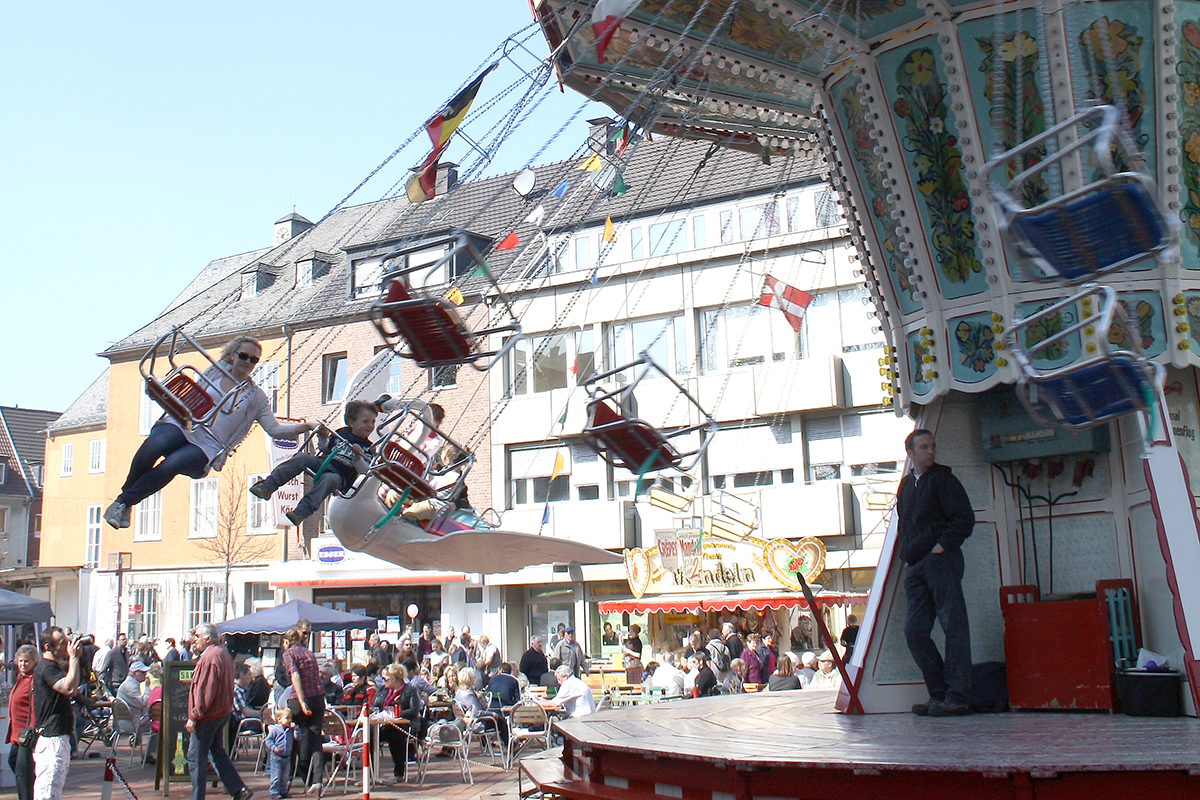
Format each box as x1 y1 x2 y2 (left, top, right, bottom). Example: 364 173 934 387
1110 291 1166 358
1016 298 1081 367
1177 10 1200 264
949 312 999 383
878 38 989 300
1184 291 1200 347
830 75 922 316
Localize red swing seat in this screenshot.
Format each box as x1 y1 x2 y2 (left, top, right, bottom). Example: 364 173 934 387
139 327 244 434
368 401 475 510
368 231 521 371
585 401 681 473
373 442 436 502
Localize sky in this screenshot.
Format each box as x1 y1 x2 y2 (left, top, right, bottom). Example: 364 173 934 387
1 2 606 412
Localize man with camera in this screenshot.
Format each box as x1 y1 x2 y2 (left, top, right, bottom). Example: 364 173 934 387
32 628 83 800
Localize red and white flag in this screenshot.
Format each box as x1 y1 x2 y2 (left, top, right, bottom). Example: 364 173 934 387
592 0 642 64
758 274 814 333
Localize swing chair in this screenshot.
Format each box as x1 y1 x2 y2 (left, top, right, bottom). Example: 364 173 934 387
294 423 368 499
368 400 473 510
1005 283 1165 430
138 326 247 433
986 105 1174 282
702 489 760 541
369 231 520 370
582 353 716 475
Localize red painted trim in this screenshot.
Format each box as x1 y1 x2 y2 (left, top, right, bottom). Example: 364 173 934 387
1142 451 1200 712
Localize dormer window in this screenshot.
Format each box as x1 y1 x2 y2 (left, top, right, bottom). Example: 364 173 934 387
297 261 312 287
241 269 259 299
296 252 332 288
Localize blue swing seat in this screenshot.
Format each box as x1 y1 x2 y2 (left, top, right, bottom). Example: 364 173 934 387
987 105 1176 283
1005 284 1164 430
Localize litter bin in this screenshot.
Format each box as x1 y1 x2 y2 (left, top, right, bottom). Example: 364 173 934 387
1117 669 1183 717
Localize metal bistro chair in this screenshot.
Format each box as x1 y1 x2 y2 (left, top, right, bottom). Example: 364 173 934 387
322 707 364 794
232 713 264 762
109 697 149 769
505 702 551 771
418 720 472 786
986 105 1176 283
369 231 521 371
455 700 504 768
1005 283 1165 431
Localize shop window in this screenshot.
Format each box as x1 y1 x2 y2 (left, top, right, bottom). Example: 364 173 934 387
465 587 484 604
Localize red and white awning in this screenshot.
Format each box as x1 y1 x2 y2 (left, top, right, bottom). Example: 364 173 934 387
597 591 865 615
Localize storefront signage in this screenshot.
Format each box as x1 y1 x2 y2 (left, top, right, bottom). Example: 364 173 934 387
317 544 346 564
1163 369 1200 494
623 534 826 598
265 424 306 523
655 529 681 571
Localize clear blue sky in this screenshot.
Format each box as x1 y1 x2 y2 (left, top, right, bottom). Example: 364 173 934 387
1 2 605 412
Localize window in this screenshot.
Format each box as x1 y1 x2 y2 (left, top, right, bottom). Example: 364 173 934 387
606 315 688 377
811 464 842 481
189 478 218 539
247 473 275 533
815 188 842 227
649 220 686 256
575 329 595 382
692 215 707 249
128 586 159 641
577 485 600 501
351 255 385 298
252 361 281 413
700 302 805 372
85 505 101 568
0 464 6 483
139 381 161 435
509 446 572 508
133 491 163 540
60 443 73 477
429 366 458 389
630 228 644 259
241 271 258 299
0 507 7 538
706 422 796 491
33 514 41 540
786 196 802 233
88 439 105 473
739 202 781 241
296 260 313 287
323 353 348 404
504 334 573 396
574 237 591 272
839 285 883 352
184 585 215 631
720 210 734 243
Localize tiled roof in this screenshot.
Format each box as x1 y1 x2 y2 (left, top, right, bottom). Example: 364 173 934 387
102 138 826 358
48 370 108 434
0 406 61 498
163 248 272 314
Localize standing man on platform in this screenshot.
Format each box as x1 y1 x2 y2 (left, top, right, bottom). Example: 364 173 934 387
898 429 975 717
32 629 82 800
186 624 252 800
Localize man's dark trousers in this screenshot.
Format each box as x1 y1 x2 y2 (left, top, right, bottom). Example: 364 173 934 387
903 548 972 706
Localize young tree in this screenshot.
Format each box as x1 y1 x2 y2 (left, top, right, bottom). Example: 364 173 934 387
194 469 275 621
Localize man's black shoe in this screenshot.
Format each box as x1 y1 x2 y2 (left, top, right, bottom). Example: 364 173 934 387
926 700 973 717
911 702 931 716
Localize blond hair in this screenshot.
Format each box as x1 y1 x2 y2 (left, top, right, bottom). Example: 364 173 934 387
218 336 263 365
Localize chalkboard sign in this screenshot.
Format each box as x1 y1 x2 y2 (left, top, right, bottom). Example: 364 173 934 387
156 661 220 794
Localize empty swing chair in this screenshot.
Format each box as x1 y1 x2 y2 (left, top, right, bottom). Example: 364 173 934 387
368 400 474 527
1005 283 1165 430
582 353 716 477
369 231 520 370
986 105 1176 283
139 326 247 433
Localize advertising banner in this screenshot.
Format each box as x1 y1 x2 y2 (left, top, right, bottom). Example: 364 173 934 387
265 423 305 524
655 528 681 571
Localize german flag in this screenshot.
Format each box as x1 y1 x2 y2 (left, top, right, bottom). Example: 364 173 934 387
407 62 498 203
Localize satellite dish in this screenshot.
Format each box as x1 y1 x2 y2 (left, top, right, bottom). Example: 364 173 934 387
513 168 536 197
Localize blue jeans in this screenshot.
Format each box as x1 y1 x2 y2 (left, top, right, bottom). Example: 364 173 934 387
268 751 291 798
903 548 973 706
119 423 209 506
188 715 246 800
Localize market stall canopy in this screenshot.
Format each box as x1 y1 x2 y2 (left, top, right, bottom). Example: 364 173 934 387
215 600 376 635
0 588 53 625
598 591 864 615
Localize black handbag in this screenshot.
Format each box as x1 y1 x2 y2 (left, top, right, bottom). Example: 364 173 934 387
15 675 39 748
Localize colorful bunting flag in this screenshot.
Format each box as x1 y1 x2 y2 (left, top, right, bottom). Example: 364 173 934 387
496 232 519 251
557 402 569 427
550 179 570 199
592 0 642 64
589 268 599 286
602 216 615 243
444 286 465 306
524 205 546 226
610 174 627 198
550 452 565 482
578 153 602 172
610 122 631 156
758 274 814 333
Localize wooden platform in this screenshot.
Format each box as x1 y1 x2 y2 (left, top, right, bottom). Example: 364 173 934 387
524 691 1200 799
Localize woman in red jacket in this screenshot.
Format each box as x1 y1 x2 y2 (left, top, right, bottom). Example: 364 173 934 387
8 645 38 800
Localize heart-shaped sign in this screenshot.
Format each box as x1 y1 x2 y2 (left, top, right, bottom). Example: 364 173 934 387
762 537 826 591
624 547 651 599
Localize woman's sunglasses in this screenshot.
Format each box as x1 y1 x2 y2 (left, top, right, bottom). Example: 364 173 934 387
236 352 260 364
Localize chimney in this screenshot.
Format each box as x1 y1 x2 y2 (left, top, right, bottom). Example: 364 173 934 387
274 212 314 246
586 117 616 153
436 163 459 197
